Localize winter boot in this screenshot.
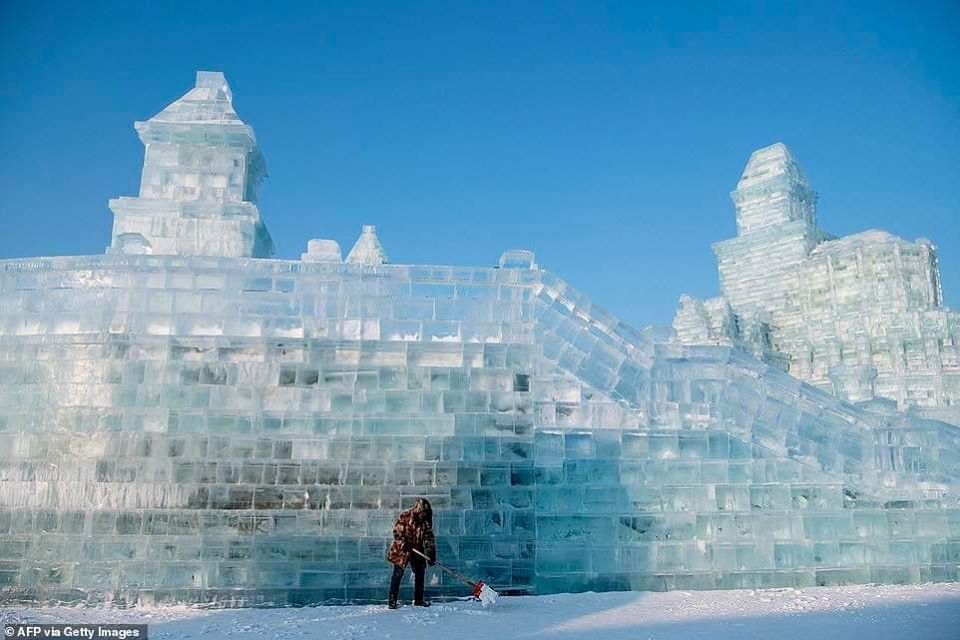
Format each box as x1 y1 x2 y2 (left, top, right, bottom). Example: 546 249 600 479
414 599 431 607
388 598 399 610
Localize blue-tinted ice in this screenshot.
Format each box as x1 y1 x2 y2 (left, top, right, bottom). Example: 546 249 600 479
1 73 958 606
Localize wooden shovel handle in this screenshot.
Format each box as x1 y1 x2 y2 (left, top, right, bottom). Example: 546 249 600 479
410 548 478 588
410 548 429 560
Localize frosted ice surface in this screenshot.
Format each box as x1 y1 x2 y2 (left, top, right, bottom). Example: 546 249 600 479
675 142 959 426
1 75 959 608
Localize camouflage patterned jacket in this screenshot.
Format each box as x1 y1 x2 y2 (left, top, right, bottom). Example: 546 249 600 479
386 500 436 568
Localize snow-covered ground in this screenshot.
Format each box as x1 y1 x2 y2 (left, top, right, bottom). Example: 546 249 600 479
6 583 960 640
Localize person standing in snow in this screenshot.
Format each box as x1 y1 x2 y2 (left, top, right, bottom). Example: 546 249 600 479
387 497 437 609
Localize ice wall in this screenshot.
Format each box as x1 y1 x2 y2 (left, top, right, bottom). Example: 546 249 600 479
0 252 958 606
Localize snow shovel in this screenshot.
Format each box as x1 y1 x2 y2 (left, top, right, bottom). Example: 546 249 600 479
410 548 499 607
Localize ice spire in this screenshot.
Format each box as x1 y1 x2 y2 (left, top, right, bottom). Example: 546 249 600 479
346 225 388 265
145 71 242 125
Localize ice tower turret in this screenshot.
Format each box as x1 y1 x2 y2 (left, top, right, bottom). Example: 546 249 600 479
108 71 273 258
675 142 960 423
712 143 826 317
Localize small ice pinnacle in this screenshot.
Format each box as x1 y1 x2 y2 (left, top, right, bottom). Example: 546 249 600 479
346 225 388 265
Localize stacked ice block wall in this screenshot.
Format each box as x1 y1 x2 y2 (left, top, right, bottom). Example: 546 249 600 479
674 143 960 424
1 73 959 606
0 255 543 604
1 254 959 605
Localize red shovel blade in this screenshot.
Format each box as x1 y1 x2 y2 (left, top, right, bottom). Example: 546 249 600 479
471 581 485 599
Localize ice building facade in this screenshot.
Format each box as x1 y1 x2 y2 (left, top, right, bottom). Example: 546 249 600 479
1 74 960 607
674 143 960 426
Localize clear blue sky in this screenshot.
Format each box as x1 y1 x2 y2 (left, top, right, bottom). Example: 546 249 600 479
1 1 957 327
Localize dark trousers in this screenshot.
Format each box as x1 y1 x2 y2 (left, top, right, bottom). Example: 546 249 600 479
388 557 426 604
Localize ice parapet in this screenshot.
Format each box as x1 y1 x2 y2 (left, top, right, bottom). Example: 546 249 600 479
302 239 342 263
498 250 537 270
1 77 959 608
675 143 959 425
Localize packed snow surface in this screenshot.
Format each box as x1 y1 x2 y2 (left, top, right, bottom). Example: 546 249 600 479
7 583 960 640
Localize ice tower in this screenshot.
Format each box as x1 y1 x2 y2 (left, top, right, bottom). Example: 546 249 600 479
2 77 960 607
676 143 959 424
715 143 826 315
108 71 273 258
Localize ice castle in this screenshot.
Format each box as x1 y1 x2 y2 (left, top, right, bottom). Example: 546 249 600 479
674 143 960 426
1 72 958 606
